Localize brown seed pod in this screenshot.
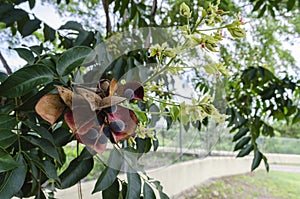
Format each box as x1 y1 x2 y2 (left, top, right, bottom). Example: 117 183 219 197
55 85 73 108
74 87 102 111
98 96 127 110
35 94 65 125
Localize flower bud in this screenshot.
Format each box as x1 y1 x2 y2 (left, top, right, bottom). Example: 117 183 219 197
227 27 246 39
205 42 218 52
163 48 177 58
180 3 191 18
226 19 246 39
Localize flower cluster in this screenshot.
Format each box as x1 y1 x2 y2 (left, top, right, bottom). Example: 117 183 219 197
35 79 144 154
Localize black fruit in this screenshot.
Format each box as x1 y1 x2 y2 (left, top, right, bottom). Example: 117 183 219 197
103 105 117 114
103 125 115 143
98 134 108 144
124 88 134 100
97 112 104 125
110 119 125 132
86 128 99 139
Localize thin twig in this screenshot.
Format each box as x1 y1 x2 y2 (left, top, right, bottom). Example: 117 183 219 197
151 0 158 22
101 0 112 36
0 51 12 74
145 0 158 48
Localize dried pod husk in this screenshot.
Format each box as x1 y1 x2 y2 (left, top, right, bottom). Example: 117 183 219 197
75 87 102 111
98 96 127 110
107 106 138 142
97 79 110 98
35 94 65 125
55 85 73 108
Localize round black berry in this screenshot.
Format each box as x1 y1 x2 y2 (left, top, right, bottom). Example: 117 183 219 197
86 128 99 140
103 125 116 143
97 113 104 125
103 105 117 114
103 125 112 137
98 134 108 144
110 119 125 132
124 88 134 100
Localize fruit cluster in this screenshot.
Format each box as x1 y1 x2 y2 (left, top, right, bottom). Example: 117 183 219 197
35 79 144 154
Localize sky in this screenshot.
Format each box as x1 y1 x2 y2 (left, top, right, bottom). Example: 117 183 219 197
0 1 64 72
0 0 299 78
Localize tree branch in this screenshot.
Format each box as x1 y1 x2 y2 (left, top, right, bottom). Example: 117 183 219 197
0 51 12 75
151 0 157 24
145 0 158 48
101 0 112 36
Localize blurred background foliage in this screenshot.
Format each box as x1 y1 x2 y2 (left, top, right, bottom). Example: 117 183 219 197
0 0 299 198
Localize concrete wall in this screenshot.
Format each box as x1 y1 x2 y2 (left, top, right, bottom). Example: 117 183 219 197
47 153 300 198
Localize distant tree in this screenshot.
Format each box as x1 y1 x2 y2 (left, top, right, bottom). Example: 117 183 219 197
0 0 299 198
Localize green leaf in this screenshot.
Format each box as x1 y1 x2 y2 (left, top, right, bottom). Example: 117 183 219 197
153 136 159 151
0 114 17 132
236 144 254 157
28 0 35 9
93 167 119 193
136 137 152 155
0 154 27 199
42 160 60 183
126 172 141 199
164 114 172 130
93 148 124 193
159 191 170 199
59 148 93 188
251 150 263 171
24 152 60 184
252 0 264 11
0 72 8 82
59 21 83 31
233 127 249 142
22 136 61 164
0 64 54 98
56 46 93 76
43 24 56 42
292 109 300 124
0 8 27 25
143 182 156 199
52 127 73 147
287 0 296 11
23 121 55 144
268 5 275 17
30 45 43 55
0 3 13 15
258 4 267 18
113 0 121 13
261 87 275 100
113 57 126 80
262 124 274 136
0 148 20 172
74 31 94 46
19 18 41 37
233 136 251 151
14 47 35 64
17 83 54 111
0 131 17 149
102 178 120 199
149 103 160 127
184 122 190 132
153 181 170 199
262 155 269 172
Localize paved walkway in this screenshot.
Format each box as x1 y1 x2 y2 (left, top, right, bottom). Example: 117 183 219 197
270 165 300 173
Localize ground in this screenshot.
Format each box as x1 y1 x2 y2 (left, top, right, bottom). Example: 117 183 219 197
176 169 300 199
